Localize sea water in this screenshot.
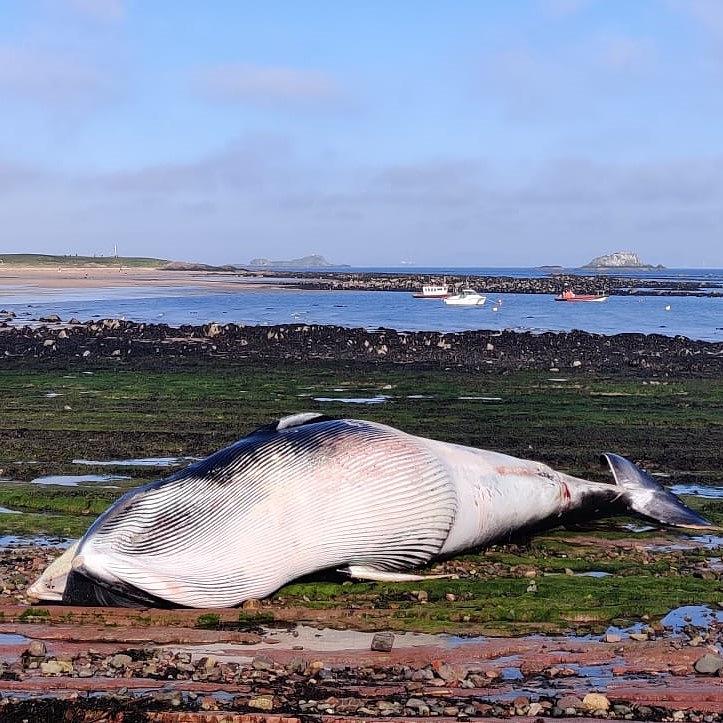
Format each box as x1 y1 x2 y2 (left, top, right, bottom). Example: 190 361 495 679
0 268 721 341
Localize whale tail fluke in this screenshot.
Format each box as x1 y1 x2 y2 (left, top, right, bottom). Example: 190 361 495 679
603 453 713 529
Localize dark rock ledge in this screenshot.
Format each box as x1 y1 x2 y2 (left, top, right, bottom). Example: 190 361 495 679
0 319 721 376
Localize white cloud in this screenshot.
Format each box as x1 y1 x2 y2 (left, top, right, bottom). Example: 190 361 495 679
64 0 125 23
0 44 110 107
539 0 595 16
595 34 655 73
2 147 722 266
95 136 296 194
195 63 341 108
670 0 723 37
476 30 657 123
0 160 43 192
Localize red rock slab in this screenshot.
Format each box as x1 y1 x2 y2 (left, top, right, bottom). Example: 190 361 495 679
148 716 298 723
191 636 695 678
145 719 652 723
314 684 504 699
519 640 704 675
0 622 261 645
147 716 298 723
320 720 652 723
608 679 723 712
0 603 258 628
0 639 124 662
312 681 723 711
0 677 254 694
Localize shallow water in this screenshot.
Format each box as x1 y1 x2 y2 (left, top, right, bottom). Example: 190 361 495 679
2 284 721 340
669 484 723 499
458 396 503 401
649 534 723 551
621 523 658 533
0 632 30 645
661 605 723 630
72 456 199 468
0 535 74 548
30 474 130 487
313 396 389 404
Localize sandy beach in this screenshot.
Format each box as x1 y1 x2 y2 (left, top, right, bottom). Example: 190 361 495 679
0 265 285 293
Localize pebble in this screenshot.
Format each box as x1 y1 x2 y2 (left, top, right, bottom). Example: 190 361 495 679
27 640 46 657
528 702 544 716
251 655 273 671
248 694 275 711
557 695 583 710
582 692 610 711
40 659 73 675
370 632 395 652
434 662 456 681
109 653 133 669
405 698 428 713
694 653 723 674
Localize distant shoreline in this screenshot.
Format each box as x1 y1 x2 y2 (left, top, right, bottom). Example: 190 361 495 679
1 265 720 298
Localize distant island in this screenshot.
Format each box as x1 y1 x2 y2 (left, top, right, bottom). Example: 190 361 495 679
582 251 664 270
248 254 347 269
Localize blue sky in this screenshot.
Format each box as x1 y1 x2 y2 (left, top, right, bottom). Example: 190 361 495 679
1 0 722 266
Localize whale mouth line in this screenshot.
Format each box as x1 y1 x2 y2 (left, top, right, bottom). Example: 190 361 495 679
62 569 179 608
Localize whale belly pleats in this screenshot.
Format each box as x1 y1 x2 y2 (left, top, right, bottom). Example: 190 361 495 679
72 419 458 607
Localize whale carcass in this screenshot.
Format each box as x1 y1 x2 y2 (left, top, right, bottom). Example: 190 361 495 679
29 413 711 607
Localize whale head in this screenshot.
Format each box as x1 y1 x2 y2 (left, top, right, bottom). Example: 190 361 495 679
27 541 79 602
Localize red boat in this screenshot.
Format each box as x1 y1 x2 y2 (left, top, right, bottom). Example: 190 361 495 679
555 290 608 303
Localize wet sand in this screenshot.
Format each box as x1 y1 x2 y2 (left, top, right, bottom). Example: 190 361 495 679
0 265 285 293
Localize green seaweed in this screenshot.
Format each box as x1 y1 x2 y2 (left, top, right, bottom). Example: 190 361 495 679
0 366 720 634
195 613 221 629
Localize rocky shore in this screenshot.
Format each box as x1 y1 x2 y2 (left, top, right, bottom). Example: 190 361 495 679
0 318 721 376
0 541 721 721
266 271 723 297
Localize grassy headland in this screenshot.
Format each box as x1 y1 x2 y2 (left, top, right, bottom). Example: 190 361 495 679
0 253 166 267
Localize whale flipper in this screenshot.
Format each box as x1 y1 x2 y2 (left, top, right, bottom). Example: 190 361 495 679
342 565 457 582
603 453 712 529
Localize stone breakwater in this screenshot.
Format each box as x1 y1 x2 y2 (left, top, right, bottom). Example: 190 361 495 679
270 272 723 297
0 319 721 375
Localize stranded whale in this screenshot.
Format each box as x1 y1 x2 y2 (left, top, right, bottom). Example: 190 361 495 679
29 413 711 608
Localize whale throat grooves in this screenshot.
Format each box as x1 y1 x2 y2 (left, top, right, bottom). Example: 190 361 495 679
67 418 459 608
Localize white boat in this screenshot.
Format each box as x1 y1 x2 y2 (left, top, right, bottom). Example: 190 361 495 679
413 283 450 299
443 288 487 306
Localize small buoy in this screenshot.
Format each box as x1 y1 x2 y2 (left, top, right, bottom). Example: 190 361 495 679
492 306 499 312
664 304 671 311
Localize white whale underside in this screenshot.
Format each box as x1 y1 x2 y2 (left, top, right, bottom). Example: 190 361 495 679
31 413 710 608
